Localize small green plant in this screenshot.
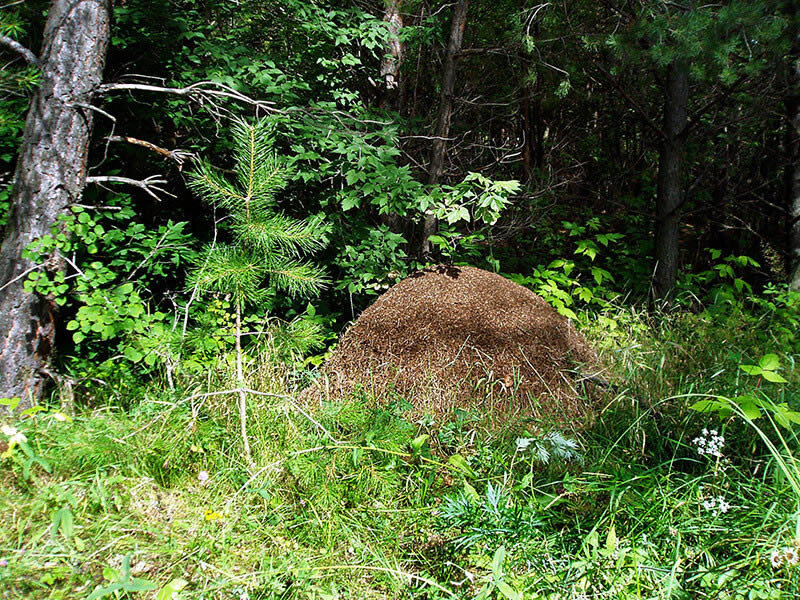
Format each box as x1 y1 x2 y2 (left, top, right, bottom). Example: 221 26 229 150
87 554 157 600
437 482 541 551
187 117 328 463
690 354 800 541
475 546 522 600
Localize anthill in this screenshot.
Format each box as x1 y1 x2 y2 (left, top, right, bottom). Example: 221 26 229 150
304 265 603 425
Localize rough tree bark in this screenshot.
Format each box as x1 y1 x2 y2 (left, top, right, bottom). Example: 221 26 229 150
420 0 468 256
788 11 800 292
379 0 403 112
653 60 689 300
0 0 111 408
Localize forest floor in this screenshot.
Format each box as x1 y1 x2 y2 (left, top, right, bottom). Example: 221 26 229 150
1 302 799 599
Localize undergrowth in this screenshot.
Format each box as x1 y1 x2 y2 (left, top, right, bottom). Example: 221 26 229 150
2 298 799 599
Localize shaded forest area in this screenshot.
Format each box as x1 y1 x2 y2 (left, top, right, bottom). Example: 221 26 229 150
0 1 797 397
2 1 800 599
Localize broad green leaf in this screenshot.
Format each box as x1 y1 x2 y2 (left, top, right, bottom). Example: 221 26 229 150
497 581 521 600
156 578 189 600
605 525 617 552
737 397 761 420
758 354 780 371
463 481 480 502
20 405 46 417
689 399 726 413
760 370 787 384
124 346 143 363
492 546 505 578
87 582 125 600
58 508 73 538
410 434 429 453
447 454 477 478
739 365 762 376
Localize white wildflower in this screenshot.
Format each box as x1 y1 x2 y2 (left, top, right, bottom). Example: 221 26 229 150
783 547 799 567
770 549 783 569
693 428 725 458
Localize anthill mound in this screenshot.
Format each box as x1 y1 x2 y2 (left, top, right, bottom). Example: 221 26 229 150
307 265 601 423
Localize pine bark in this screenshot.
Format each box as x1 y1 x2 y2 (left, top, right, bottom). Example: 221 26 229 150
653 60 689 300
0 0 111 408
420 0 468 256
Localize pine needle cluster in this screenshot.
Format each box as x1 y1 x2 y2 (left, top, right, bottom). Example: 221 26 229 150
185 118 328 463
187 118 328 307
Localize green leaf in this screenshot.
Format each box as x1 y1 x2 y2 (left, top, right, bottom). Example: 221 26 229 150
341 194 360 211
497 581 521 600
0 397 21 410
737 397 762 420
125 578 158 592
690 399 726 413
156 578 189 600
52 507 73 539
760 370 788 384
124 346 144 363
739 364 762 376
492 546 505 579
463 481 480 502
447 454 477 478
410 434 429 453
605 525 617 552
87 582 125 600
758 354 780 371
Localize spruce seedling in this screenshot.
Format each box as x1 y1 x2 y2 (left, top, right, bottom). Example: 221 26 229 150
187 118 327 464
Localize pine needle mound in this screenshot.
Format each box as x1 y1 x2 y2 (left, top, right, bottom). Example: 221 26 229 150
307 265 601 423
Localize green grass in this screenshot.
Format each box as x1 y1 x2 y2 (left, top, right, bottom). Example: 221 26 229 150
2 303 799 599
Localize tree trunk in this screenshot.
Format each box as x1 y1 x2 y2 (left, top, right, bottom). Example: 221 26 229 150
653 60 689 301
420 0 468 257
788 12 800 291
379 0 403 112
0 0 111 409
234 302 252 464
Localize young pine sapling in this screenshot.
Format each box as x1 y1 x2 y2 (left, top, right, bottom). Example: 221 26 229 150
187 118 328 464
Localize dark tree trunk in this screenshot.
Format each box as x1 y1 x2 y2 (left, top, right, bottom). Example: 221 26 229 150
420 0 468 256
653 60 689 300
379 0 403 112
788 13 800 291
0 0 111 409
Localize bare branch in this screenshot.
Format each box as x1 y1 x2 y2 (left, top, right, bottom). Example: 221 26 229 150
98 79 281 114
86 174 175 201
0 34 40 67
106 135 195 167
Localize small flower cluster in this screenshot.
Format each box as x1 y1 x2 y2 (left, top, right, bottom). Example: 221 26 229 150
693 428 725 458
770 546 799 569
204 509 222 521
701 495 731 515
1 424 27 458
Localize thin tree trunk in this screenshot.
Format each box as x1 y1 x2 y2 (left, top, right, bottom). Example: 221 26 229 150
653 60 689 301
235 302 252 464
787 11 800 291
420 0 468 257
379 0 403 111
0 0 111 409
